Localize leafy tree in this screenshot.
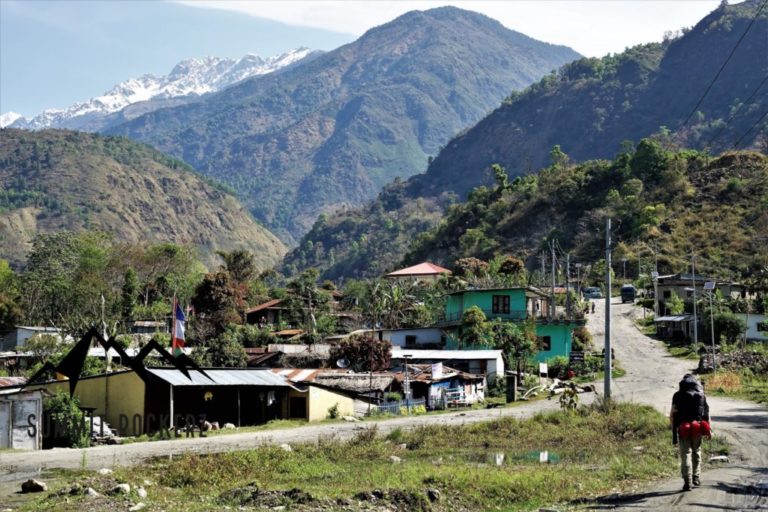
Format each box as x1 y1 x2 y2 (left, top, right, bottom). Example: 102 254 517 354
191 271 242 336
704 311 746 344
490 318 537 377
121 268 138 326
453 257 489 279
22 231 114 334
460 306 490 347
199 334 248 367
217 249 257 284
666 292 685 315
329 335 391 372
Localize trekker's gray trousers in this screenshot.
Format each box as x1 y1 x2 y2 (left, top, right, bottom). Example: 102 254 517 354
679 435 703 483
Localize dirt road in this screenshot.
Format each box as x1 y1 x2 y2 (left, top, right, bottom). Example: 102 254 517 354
585 298 768 511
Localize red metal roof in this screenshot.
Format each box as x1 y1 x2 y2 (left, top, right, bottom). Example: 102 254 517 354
386 262 451 277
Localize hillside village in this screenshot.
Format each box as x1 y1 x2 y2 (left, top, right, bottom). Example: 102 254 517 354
1 1 767 511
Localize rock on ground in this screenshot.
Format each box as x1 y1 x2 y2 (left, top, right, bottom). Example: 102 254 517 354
21 479 47 493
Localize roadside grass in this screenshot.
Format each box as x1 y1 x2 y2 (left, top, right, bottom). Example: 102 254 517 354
666 344 701 360
701 370 768 405
574 366 626 384
21 402 695 512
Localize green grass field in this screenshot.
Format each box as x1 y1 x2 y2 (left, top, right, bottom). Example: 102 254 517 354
20 402 720 512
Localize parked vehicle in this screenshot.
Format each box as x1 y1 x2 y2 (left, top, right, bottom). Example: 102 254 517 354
620 284 636 303
583 287 603 299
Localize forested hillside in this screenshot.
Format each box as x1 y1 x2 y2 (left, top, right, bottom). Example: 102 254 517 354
405 144 768 280
0 129 286 269
284 0 768 279
106 7 580 243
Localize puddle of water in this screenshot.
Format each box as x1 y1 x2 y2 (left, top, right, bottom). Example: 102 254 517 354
463 450 561 465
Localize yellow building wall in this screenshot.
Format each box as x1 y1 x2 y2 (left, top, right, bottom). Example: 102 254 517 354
30 371 146 436
307 386 355 422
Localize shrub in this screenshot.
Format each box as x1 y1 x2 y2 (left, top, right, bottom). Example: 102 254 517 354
43 392 89 448
547 356 570 378
327 403 340 419
384 392 402 402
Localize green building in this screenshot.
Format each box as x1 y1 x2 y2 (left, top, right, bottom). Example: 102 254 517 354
437 287 584 362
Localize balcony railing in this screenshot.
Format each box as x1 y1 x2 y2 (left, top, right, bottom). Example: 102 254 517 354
435 309 540 326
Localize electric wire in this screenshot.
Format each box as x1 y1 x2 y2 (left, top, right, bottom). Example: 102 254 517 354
705 74 768 147
732 108 768 148
679 0 768 132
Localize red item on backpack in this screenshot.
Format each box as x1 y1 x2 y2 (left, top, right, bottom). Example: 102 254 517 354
678 420 711 439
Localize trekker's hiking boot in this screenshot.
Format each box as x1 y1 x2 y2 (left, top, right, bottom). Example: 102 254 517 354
682 483 692 492
693 477 701 486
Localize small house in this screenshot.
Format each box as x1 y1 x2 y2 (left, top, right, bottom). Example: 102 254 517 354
654 315 695 341
0 326 62 352
391 363 485 409
245 299 289 326
391 348 504 383
437 287 584 361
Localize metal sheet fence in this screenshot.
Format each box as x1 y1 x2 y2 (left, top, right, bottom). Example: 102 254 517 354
369 398 426 416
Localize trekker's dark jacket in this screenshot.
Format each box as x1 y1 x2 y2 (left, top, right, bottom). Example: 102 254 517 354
671 374 710 444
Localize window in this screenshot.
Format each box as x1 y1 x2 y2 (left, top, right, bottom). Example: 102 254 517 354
663 290 671 299
537 336 552 351
492 295 510 314
405 335 417 346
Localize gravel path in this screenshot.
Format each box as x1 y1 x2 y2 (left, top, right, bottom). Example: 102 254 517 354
584 298 768 511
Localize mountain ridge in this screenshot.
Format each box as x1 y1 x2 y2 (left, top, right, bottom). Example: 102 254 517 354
282 0 768 279
0 129 286 270
105 6 581 243
2 48 315 132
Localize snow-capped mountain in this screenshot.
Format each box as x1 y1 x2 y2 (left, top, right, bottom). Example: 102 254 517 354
4 48 313 131
0 112 23 128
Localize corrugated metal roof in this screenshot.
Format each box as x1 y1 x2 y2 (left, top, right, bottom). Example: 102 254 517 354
245 299 284 314
391 349 502 360
0 376 27 387
654 315 693 322
146 368 291 387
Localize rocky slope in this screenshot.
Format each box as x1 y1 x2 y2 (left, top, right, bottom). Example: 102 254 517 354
0 129 286 269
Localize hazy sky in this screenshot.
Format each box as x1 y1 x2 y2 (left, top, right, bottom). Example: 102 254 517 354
2 0 724 117
178 1 723 57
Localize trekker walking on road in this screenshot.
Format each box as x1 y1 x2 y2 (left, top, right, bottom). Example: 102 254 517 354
670 374 711 491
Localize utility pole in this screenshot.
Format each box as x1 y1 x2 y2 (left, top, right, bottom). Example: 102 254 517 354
539 253 546 287
692 254 698 345
704 281 717 373
575 263 582 296
551 242 556 317
622 258 627 282
604 218 612 400
566 253 571 315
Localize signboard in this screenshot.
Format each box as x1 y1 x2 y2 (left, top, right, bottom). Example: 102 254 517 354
704 281 716 291
569 351 585 364
539 363 548 377
431 362 443 380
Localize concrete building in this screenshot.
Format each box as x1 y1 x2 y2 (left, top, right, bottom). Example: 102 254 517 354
391 348 504 382
0 387 43 450
0 326 61 351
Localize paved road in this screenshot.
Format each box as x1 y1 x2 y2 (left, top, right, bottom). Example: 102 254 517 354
585 298 768 511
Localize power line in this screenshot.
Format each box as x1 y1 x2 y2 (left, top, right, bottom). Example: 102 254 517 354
679 0 768 132
732 108 768 148
705 74 768 147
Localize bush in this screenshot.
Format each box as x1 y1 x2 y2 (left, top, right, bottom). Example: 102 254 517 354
384 392 403 402
43 392 89 448
547 356 570 378
327 403 340 419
